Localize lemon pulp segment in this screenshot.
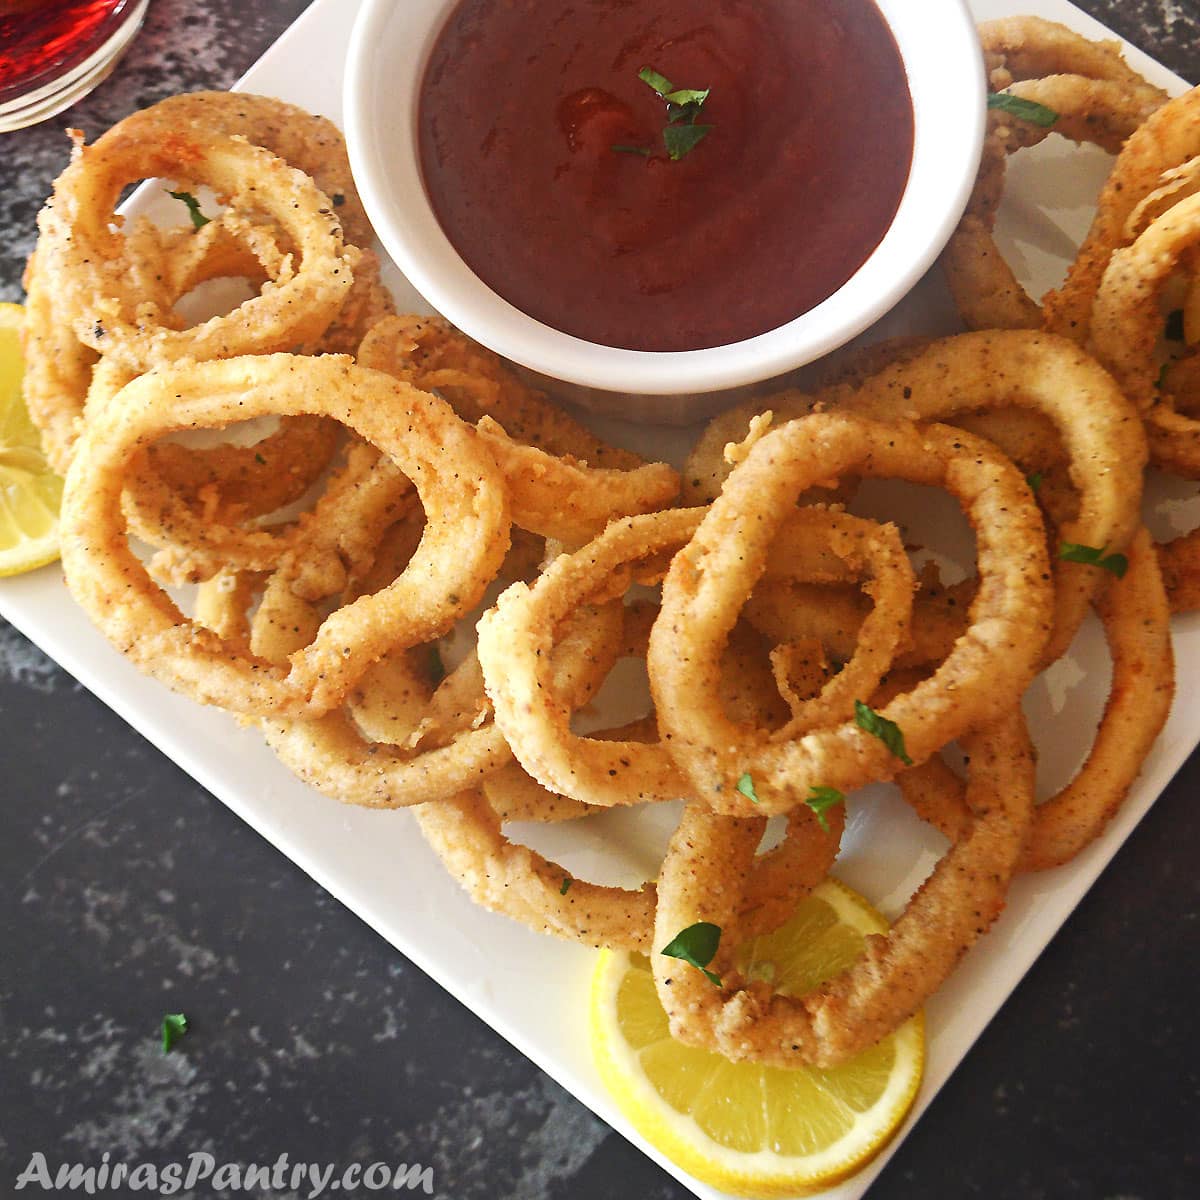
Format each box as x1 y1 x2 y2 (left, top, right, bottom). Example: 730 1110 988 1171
0 303 62 577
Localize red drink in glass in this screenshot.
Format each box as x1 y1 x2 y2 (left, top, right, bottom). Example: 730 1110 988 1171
0 0 147 128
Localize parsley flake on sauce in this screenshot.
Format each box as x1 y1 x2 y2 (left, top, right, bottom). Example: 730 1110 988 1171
627 65 713 161
660 922 723 988
663 123 712 161
637 66 674 96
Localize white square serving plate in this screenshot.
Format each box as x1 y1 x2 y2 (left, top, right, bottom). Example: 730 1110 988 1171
1 2 1194 1198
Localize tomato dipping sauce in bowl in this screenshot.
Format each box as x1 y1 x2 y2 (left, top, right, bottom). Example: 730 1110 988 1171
419 0 913 353
345 0 984 421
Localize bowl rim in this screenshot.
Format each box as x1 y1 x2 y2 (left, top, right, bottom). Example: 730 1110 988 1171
345 0 985 398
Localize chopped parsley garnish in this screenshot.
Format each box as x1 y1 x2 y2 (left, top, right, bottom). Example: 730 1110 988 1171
161 1012 189 1053
664 87 710 112
331 192 346 207
1058 542 1129 578
735 772 760 805
663 123 711 161
560 877 573 895
637 66 675 96
660 922 723 987
805 786 844 833
165 189 210 229
1026 470 1044 494
987 92 1059 127
612 65 712 161
854 700 913 765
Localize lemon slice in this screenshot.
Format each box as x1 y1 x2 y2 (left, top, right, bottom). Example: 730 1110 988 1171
0 302 62 577
590 878 924 1197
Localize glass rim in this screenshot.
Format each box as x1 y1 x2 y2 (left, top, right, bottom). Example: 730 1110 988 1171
0 0 144 107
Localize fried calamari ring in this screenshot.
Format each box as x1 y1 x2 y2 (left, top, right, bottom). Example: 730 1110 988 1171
815 334 1070 477
480 504 915 809
240 502 613 810
101 90 375 248
1090 193 1200 476
979 16 1168 102
412 787 659 950
1091 191 1200 413
649 414 1053 815
139 415 339 525
96 93 392 357
651 704 1034 1068
481 600 656 824
237 526 653 948
741 509 917 735
687 332 1143 662
474 416 681 543
61 355 509 717
420 608 847 951
20 250 96 475
1157 526 1200 612
943 72 1163 330
479 608 793 826
939 19 1165 331
359 315 644 468
260 600 624 809
479 508 701 807
265 578 670 952
87 219 340 541
159 205 391 358
130 437 409 589
309 246 395 355
360 315 680 541
897 527 1173 871
25 210 340 504
1045 86 1200 342
680 389 810 506
36 128 354 369
744 573 975 675
23 213 190 472
824 331 1146 662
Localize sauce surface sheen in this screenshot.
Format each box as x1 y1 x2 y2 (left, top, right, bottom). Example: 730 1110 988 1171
419 0 914 352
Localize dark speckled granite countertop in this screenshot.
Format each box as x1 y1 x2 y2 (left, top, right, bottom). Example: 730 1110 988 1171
2 2 1199 1197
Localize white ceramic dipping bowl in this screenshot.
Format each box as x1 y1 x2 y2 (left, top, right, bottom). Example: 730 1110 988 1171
345 0 985 425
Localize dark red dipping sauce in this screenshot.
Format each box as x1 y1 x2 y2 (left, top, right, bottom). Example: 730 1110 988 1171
419 0 914 352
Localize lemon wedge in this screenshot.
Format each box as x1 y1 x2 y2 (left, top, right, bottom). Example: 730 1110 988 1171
0 302 62 577
590 878 924 1197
